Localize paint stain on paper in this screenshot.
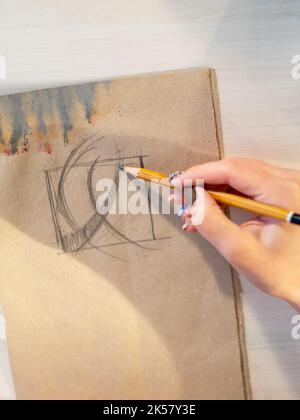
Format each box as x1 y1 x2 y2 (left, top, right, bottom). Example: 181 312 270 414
0 82 99 155
101 80 111 93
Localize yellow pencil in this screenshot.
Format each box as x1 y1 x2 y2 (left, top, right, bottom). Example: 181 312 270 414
122 166 300 225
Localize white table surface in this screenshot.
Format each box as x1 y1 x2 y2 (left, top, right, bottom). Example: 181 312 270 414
0 307 16 400
0 0 300 400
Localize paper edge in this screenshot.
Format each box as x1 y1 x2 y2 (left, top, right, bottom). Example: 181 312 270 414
209 68 252 401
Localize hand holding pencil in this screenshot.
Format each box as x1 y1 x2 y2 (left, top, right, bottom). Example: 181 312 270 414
170 158 300 313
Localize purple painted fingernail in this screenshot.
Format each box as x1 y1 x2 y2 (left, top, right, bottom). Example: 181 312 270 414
168 170 182 184
177 205 189 217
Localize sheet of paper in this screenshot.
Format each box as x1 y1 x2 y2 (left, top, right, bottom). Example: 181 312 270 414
0 69 247 399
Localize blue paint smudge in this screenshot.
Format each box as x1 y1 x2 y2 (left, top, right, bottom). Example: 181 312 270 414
101 80 111 93
75 83 97 123
31 91 48 136
7 95 26 154
0 82 98 153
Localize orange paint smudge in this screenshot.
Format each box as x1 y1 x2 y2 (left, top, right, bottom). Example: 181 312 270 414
40 143 52 154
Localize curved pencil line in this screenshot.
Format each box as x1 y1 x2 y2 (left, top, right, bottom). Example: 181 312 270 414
57 134 104 230
54 135 153 253
58 137 112 252
57 134 99 229
87 145 153 251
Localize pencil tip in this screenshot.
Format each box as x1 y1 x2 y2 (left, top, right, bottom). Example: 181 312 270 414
120 166 139 177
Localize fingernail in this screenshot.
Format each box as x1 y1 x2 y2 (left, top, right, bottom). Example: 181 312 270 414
184 207 192 218
177 205 189 217
170 178 182 189
168 170 182 184
169 171 183 189
182 223 189 231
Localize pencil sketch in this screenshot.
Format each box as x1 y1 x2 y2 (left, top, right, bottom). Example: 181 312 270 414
45 133 169 255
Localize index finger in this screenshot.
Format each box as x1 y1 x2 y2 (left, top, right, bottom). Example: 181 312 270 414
176 158 298 207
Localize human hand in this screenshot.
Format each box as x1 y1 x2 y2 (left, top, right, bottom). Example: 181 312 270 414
171 158 300 312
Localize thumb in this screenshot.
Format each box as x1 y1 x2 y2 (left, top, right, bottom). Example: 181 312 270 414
191 191 263 270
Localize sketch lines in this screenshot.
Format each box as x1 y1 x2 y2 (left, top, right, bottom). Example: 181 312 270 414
45 133 170 255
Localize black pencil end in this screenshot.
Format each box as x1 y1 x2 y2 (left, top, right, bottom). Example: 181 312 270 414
291 213 300 225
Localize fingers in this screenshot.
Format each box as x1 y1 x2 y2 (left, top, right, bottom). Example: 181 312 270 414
181 191 264 270
173 159 300 301
174 158 300 209
175 158 274 197
240 219 265 238
182 223 197 233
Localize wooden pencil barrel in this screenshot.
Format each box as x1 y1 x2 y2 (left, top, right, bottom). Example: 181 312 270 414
208 191 289 222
